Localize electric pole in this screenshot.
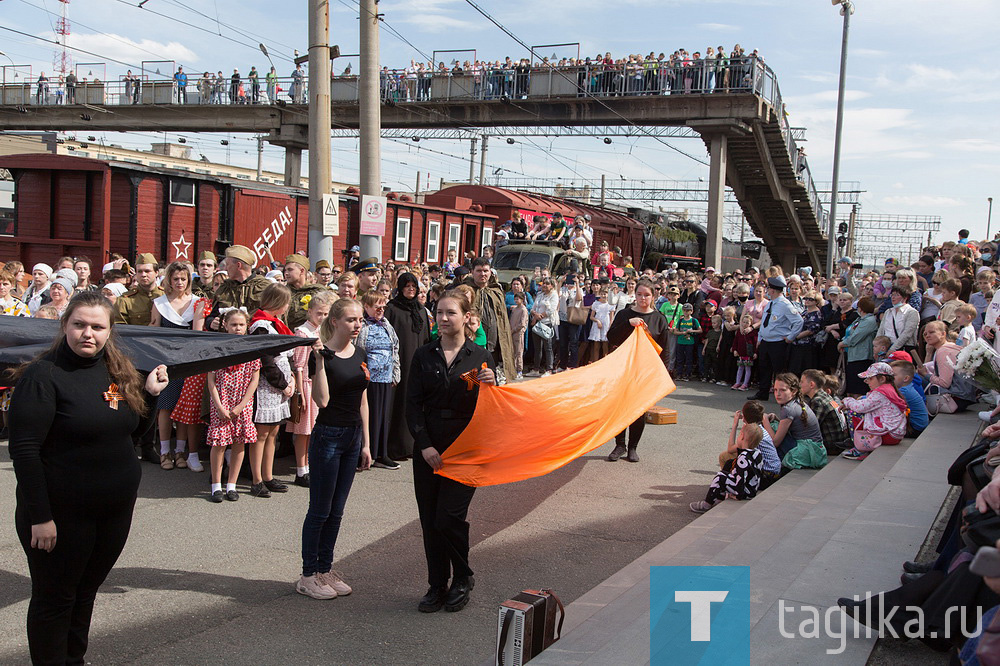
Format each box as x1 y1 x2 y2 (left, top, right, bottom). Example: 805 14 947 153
307 0 333 265
358 0 382 260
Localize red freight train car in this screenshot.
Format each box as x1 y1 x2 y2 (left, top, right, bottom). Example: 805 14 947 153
0 154 499 270
426 185 646 262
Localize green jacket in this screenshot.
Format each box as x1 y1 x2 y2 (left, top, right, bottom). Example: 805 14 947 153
841 313 877 363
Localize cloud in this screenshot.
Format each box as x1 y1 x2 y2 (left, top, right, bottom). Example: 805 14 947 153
950 138 1000 153
62 32 197 68
784 89 871 105
398 14 482 33
852 48 889 57
882 195 965 208
696 23 741 32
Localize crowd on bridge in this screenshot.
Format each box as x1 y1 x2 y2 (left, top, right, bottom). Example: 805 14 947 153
9 216 1000 661
26 45 767 107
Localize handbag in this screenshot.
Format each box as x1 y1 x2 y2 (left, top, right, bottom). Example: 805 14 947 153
948 440 993 486
835 351 847 396
532 320 554 340
566 305 589 326
288 391 303 424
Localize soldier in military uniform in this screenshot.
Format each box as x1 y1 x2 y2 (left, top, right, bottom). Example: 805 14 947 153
314 260 334 287
113 253 164 326
350 257 381 299
207 245 271 329
284 254 329 329
192 250 217 298
113 253 165 464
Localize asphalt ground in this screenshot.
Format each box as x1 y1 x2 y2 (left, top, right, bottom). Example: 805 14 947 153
0 377 948 664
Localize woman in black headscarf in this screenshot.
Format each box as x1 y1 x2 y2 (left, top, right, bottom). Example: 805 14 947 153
385 272 432 460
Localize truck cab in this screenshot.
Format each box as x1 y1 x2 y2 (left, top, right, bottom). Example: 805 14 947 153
492 240 582 286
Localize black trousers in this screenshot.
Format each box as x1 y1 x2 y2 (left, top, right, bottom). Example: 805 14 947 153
16 497 135 665
615 415 646 450
413 452 476 587
366 382 393 461
756 340 790 398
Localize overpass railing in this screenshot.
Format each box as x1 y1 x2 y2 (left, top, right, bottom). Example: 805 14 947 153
2 55 825 235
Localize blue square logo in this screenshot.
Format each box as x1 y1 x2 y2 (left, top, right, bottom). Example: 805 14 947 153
650 566 756 665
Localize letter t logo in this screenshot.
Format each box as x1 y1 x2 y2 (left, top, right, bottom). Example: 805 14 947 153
674 590 729 641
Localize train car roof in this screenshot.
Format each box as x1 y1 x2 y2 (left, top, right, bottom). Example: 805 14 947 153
0 153 498 219
433 185 642 231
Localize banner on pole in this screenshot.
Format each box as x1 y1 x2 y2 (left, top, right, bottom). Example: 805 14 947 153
360 195 387 236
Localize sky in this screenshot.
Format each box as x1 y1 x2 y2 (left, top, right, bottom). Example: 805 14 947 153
2 0 997 266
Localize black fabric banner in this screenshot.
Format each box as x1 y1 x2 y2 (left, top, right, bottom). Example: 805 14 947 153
0 318 315 381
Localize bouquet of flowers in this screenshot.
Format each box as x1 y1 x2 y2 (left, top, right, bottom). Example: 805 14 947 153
954 339 1000 392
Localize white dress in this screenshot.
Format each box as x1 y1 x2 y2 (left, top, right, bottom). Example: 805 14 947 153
589 301 614 341
249 319 293 423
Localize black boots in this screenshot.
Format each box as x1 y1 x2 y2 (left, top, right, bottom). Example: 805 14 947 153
626 447 640 463
418 585 448 613
607 445 626 462
445 576 475 612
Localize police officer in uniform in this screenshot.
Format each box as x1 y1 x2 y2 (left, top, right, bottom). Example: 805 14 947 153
406 288 496 614
192 250 218 298
752 275 804 402
113 253 164 326
208 245 270 329
349 257 381 299
284 254 328 329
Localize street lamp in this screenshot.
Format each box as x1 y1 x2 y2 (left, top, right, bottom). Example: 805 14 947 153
826 0 854 278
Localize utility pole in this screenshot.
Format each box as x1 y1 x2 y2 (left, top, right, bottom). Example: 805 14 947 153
307 0 332 265
826 0 854 278
468 138 477 184
600 174 606 209
256 135 263 181
988 197 994 240
358 0 382 260
478 135 488 185
846 203 858 259
415 171 421 197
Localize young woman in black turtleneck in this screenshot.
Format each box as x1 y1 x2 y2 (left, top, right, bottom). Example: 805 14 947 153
606 279 670 463
8 291 168 665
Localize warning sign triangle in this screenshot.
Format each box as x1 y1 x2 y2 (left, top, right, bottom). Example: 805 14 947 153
325 198 337 215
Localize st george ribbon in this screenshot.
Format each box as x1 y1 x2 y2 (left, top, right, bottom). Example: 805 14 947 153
438 326 675 487
0 317 314 381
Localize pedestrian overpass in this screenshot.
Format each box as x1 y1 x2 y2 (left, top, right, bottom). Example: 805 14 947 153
0 58 828 269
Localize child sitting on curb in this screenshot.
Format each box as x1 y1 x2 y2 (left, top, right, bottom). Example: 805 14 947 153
840 361 909 461
890 360 928 436
691 401 781 514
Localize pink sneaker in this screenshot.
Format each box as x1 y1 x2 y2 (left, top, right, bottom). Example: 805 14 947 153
730 383 741 390
318 571 352 596
738 385 750 391
296 575 337 600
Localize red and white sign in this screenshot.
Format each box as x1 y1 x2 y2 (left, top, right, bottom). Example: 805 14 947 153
360 195 387 236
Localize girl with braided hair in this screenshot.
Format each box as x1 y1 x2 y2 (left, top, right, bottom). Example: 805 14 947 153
762 372 826 469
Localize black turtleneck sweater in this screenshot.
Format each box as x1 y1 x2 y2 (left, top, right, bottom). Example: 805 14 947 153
8 342 154 524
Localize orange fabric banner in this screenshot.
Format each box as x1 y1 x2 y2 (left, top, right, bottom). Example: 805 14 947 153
438 326 675 487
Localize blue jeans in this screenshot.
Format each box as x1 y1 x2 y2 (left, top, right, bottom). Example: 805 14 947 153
676 343 696 376
301 423 362 577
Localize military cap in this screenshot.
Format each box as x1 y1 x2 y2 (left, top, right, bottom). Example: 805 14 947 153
285 254 310 271
136 252 158 267
349 257 379 274
767 275 787 290
197 250 217 264
314 260 331 270
225 244 256 267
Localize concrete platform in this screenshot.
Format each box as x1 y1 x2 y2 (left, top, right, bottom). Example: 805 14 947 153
529 412 982 665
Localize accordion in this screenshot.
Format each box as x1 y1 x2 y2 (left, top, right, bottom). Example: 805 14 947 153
496 588 565 665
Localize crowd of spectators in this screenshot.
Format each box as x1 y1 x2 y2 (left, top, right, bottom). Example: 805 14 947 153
29 46 765 106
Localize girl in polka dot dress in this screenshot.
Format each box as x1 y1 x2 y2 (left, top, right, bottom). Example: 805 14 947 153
169 295 215 471
205 310 261 502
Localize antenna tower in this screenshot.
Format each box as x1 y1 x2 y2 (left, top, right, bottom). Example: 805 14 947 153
54 0 72 76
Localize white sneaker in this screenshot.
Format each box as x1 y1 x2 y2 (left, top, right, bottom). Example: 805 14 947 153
980 410 995 423
318 571 352 596
540 371 552 377
187 456 205 472
296 575 337 599
516 373 524 380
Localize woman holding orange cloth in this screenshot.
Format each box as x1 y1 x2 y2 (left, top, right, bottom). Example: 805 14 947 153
605 279 670 463
406 288 495 614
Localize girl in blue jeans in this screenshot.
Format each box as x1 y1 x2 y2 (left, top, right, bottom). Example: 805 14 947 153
296 298 372 600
